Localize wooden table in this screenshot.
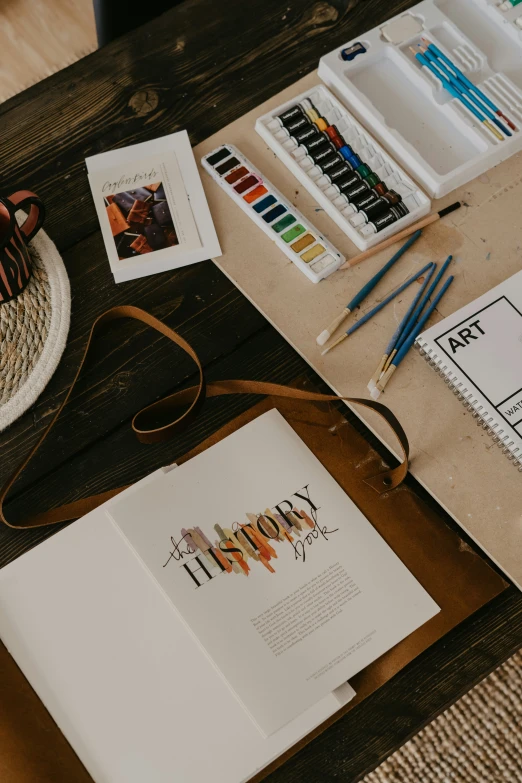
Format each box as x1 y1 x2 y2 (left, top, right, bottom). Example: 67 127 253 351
1 1 522 780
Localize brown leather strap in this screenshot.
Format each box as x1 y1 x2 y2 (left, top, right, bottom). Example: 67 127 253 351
0 306 409 530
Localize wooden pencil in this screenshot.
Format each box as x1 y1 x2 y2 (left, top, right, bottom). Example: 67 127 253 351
339 202 461 270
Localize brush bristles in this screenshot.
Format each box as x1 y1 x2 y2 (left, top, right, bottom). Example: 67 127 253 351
321 333 347 355
316 330 331 347
367 355 387 393
377 364 397 393
316 308 351 346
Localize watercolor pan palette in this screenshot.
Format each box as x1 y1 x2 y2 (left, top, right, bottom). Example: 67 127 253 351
318 0 522 198
201 145 345 283
255 85 430 252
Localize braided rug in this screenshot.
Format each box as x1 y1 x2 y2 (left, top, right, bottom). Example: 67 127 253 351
364 650 522 783
0 214 70 431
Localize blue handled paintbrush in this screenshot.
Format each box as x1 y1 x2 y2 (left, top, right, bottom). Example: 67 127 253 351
383 254 453 373
418 46 511 137
410 48 504 142
321 261 433 355
316 230 422 346
372 275 455 398
368 262 435 392
421 38 516 131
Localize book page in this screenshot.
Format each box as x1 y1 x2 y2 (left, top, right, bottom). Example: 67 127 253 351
109 409 439 736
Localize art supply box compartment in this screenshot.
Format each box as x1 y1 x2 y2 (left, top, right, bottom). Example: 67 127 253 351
319 0 522 198
256 86 431 251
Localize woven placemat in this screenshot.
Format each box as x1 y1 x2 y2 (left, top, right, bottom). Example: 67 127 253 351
364 650 522 783
0 215 70 431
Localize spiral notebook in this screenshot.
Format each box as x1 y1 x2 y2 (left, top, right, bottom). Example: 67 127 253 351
416 269 522 472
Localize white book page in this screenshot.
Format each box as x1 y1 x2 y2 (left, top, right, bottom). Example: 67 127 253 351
109 409 439 736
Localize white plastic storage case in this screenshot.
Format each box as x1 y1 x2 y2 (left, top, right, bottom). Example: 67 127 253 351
319 0 522 198
256 86 431 252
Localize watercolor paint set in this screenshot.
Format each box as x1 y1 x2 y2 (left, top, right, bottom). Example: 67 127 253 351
318 0 522 197
201 145 345 282
255 85 431 251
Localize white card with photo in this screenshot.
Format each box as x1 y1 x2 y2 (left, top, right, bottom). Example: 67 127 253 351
86 131 221 282
109 409 439 737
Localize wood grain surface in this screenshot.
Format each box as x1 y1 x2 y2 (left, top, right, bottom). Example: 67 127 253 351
1 1 521 781
0 0 96 101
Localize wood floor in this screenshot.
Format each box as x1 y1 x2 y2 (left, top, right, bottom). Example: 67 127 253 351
0 0 97 102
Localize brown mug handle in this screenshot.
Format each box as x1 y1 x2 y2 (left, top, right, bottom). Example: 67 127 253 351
7 190 45 243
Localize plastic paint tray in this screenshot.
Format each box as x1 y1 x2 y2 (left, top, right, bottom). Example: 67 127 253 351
319 0 522 198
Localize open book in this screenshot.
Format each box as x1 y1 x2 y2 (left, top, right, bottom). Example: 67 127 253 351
0 409 439 782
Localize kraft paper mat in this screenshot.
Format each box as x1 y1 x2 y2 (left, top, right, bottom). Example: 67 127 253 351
195 71 522 589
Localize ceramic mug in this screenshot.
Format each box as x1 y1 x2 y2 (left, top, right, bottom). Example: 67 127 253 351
0 190 45 303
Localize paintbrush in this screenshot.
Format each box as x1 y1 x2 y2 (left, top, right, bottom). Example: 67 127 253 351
316 230 422 346
368 263 435 393
339 202 461 270
321 262 433 356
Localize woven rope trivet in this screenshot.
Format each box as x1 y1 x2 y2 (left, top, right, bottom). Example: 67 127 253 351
0 213 70 431
364 650 522 783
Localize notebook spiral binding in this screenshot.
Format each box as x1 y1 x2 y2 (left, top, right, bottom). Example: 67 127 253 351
416 341 522 472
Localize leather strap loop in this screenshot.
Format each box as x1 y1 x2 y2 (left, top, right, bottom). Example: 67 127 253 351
0 306 409 530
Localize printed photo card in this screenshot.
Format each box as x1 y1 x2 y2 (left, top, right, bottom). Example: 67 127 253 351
87 132 221 283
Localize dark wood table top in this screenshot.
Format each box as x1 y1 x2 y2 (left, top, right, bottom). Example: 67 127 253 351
1 1 522 780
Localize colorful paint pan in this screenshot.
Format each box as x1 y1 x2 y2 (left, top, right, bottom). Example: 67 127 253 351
301 244 325 263
201 144 344 283
216 156 240 175
225 166 249 184
253 195 276 213
235 175 259 194
281 224 305 243
262 204 286 223
244 185 268 204
206 147 232 166
272 214 296 232
291 233 315 252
